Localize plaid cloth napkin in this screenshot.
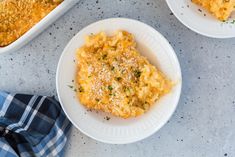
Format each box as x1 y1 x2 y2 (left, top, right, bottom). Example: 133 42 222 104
0 91 71 157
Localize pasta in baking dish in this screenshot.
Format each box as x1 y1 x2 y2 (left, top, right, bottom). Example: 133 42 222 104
0 0 63 47
75 31 172 119
192 0 235 21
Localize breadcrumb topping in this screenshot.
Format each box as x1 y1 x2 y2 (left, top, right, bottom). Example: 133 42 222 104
0 0 63 47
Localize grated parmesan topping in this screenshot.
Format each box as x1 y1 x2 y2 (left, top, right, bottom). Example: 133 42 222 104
75 31 172 118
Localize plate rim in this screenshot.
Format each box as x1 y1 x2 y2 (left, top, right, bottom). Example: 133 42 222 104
166 0 235 39
56 17 182 144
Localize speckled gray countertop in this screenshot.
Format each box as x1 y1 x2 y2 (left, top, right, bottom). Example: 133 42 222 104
0 0 235 156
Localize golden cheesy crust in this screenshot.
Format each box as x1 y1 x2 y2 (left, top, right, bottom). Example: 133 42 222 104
0 0 63 47
192 0 235 21
76 31 172 118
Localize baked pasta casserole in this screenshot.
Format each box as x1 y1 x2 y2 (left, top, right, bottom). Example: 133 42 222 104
0 0 63 47
192 0 235 21
76 31 172 118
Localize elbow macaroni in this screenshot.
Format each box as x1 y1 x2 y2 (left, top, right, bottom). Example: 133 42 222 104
76 31 172 118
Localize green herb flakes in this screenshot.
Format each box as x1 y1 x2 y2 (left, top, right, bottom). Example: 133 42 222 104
102 54 107 59
115 77 122 81
67 85 73 89
108 85 113 91
79 87 84 92
134 70 141 78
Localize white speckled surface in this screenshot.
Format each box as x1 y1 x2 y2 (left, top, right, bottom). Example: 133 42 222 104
0 0 235 156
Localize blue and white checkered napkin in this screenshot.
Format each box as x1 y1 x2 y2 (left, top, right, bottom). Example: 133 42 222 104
0 91 71 157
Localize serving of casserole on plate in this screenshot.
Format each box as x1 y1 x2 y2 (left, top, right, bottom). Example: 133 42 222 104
166 0 235 38
75 30 172 119
56 18 182 144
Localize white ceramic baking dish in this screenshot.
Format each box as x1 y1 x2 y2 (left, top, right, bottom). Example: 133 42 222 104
0 0 80 54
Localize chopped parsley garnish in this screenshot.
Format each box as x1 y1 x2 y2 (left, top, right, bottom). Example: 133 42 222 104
67 85 73 89
104 116 110 121
68 85 78 93
111 66 115 70
124 86 131 92
102 54 107 59
79 87 84 92
108 85 113 91
231 20 235 24
134 70 141 78
115 77 122 81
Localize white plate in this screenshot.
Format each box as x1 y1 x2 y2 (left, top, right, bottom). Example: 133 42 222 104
166 0 235 38
0 0 79 54
56 18 182 144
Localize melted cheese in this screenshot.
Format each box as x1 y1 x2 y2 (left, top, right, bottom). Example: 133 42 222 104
192 0 235 21
76 31 172 118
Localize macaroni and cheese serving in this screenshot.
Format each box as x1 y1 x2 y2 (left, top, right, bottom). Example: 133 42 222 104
75 31 172 118
192 0 235 21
